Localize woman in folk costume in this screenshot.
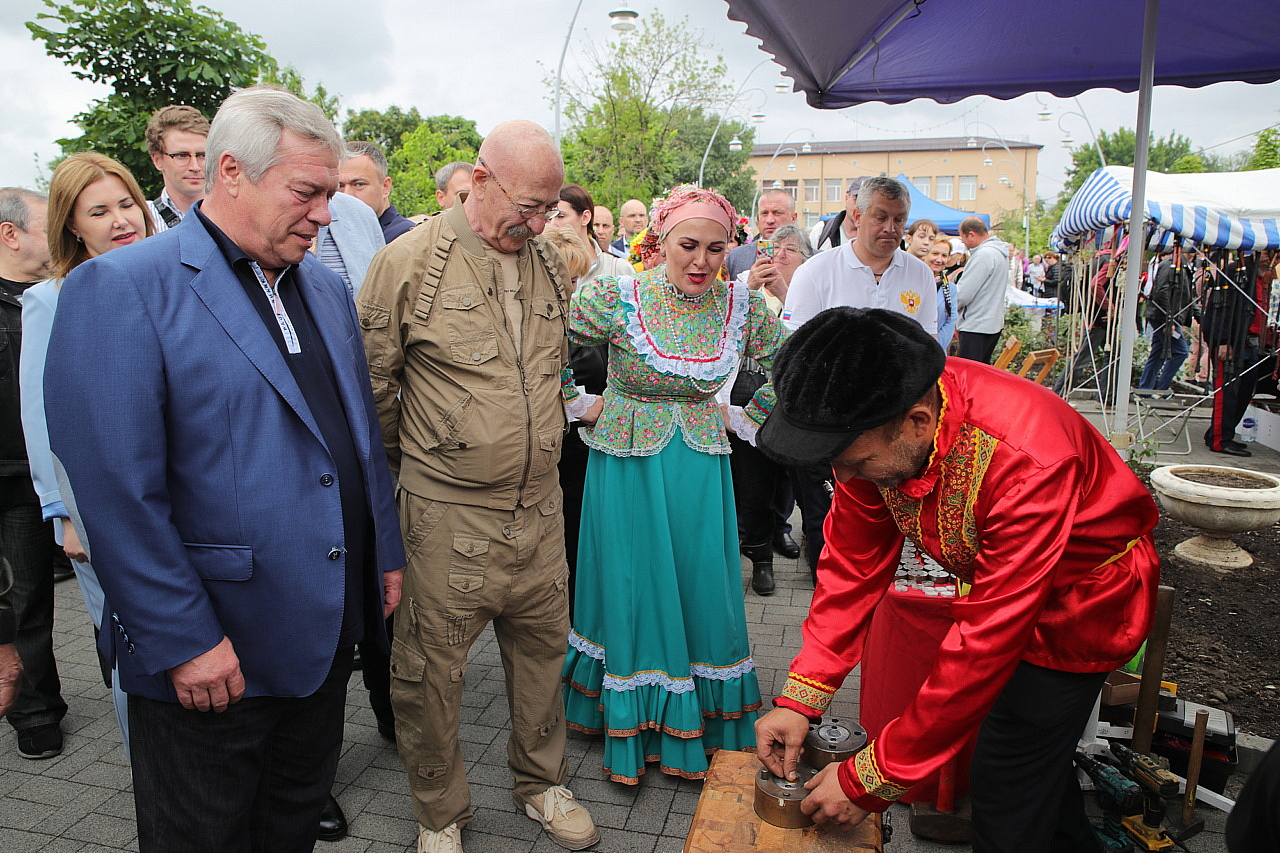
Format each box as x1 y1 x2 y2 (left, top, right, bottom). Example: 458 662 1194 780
562 185 785 783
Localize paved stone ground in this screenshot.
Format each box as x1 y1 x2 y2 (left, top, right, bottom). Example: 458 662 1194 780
1 491 1246 852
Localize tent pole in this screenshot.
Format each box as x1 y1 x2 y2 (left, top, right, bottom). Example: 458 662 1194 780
1111 0 1160 448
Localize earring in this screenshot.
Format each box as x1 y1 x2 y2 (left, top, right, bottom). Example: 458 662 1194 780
76 235 83 243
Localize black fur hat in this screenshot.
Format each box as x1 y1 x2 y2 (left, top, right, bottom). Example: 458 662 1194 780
758 307 946 467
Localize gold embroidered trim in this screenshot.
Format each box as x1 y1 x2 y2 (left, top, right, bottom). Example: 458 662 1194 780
781 673 836 713
854 741 909 802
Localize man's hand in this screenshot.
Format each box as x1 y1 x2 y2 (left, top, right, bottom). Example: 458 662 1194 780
755 706 811 781
801 763 870 830
169 636 244 712
383 568 403 617
61 520 88 563
0 643 23 717
747 257 781 293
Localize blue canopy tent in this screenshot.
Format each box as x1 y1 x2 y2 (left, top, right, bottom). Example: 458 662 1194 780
722 0 1280 441
1054 165 1280 251
894 174 987 234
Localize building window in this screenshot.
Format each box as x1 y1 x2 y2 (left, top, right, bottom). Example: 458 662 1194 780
825 178 841 202
806 213 821 229
912 177 931 197
936 176 954 202
804 179 819 203
959 175 977 201
783 179 798 202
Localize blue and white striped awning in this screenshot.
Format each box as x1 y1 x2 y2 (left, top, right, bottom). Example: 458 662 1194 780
1053 165 1280 252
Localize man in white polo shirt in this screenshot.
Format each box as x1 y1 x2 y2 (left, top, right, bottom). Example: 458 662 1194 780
782 176 935 335
771 176 934 576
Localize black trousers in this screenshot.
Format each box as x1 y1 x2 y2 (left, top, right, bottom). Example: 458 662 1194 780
359 615 395 732
1204 341 1266 450
788 466 831 577
956 331 1002 364
0 475 65 733
728 434 792 547
129 647 354 853
969 663 1107 853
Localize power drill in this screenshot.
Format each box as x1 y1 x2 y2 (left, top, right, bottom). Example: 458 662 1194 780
1109 742 1180 851
1075 751 1142 851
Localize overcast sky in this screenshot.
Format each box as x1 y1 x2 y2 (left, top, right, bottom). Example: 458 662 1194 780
4 0 1279 200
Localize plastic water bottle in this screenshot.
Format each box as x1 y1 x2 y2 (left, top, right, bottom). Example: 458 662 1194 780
1239 417 1258 443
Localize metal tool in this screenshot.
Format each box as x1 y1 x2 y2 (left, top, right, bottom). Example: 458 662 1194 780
753 764 817 828
801 716 867 770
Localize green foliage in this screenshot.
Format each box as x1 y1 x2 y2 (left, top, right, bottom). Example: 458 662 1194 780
343 105 424 156
386 116 483 216
27 0 334 198
992 196 1059 257
260 64 339 122
1250 128 1280 170
1059 128 1196 203
557 12 734 212
1172 153 1206 173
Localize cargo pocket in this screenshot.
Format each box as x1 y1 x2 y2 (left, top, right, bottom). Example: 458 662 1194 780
447 534 489 611
398 495 448 565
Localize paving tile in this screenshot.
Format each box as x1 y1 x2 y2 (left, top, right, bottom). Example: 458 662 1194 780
59 812 137 847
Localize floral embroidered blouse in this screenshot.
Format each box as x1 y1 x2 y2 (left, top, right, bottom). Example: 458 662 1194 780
569 267 785 457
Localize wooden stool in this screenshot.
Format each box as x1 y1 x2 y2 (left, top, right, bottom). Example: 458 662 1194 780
684 749 883 852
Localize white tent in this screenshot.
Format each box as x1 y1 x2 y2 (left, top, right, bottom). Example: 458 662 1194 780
1054 166 1280 252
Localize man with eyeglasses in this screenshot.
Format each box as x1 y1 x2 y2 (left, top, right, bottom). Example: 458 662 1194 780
357 120 601 853
144 105 210 233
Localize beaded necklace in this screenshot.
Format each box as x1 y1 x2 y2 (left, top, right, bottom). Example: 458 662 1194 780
631 275 732 365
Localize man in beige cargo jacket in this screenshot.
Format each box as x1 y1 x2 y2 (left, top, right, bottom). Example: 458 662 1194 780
356 121 601 853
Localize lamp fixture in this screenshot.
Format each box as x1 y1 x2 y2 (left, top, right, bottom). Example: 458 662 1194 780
608 9 639 32
982 155 993 167
786 162 796 172
728 135 743 152
966 137 977 148
774 81 789 93
1037 106 1052 122
751 112 766 125
801 142 812 153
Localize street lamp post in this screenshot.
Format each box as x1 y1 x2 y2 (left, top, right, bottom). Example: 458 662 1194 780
971 124 1031 264
748 128 813 216
553 5 639 150
698 59 772 187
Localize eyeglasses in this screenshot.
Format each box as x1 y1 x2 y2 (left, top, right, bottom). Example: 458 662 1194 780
162 152 207 165
478 156 559 221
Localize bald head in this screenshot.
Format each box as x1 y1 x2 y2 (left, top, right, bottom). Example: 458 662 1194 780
620 198 648 239
466 120 564 253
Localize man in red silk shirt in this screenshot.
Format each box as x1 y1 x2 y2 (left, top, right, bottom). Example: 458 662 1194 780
755 307 1160 853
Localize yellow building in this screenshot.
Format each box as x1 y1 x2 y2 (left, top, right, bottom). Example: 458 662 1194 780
748 136 1041 231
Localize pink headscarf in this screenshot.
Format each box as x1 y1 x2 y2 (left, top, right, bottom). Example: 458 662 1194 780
636 184 737 267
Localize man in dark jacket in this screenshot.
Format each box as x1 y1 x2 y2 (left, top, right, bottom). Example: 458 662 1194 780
1202 251 1273 456
1138 248 1198 391
0 187 64 758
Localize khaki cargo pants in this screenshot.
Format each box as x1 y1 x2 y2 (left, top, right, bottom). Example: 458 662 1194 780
391 486 571 832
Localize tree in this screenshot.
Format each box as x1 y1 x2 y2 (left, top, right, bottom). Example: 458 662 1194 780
386 115 483 216
1249 128 1280 170
1058 128 1195 202
557 12 733 211
666 109 755 216
343 105 424 156
28 0 276 195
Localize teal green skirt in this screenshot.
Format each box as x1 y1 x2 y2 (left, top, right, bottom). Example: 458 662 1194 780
562 436 761 783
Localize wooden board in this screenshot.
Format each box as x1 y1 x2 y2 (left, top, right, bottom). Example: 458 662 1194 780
684 749 883 852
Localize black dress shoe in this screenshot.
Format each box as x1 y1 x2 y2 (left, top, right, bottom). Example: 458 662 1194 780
377 717 397 742
772 531 800 559
1211 442 1252 457
318 794 348 842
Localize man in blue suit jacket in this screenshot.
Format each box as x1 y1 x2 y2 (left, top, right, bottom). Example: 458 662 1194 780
44 88 405 853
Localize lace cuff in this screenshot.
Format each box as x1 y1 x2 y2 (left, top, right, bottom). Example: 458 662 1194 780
564 390 599 423
725 405 759 445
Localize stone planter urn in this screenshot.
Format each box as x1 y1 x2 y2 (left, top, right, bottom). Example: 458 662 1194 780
1149 465 1280 570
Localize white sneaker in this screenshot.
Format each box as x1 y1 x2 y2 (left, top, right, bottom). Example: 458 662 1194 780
517 785 600 850
417 822 463 853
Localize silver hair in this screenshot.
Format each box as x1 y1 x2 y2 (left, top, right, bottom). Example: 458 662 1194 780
435 161 474 193
771 224 814 260
204 87 344 191
855 176 911 215
345 140 389 180
0 187 48 230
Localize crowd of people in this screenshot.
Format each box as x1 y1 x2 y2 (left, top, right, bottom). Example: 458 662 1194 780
0 85 1272 853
